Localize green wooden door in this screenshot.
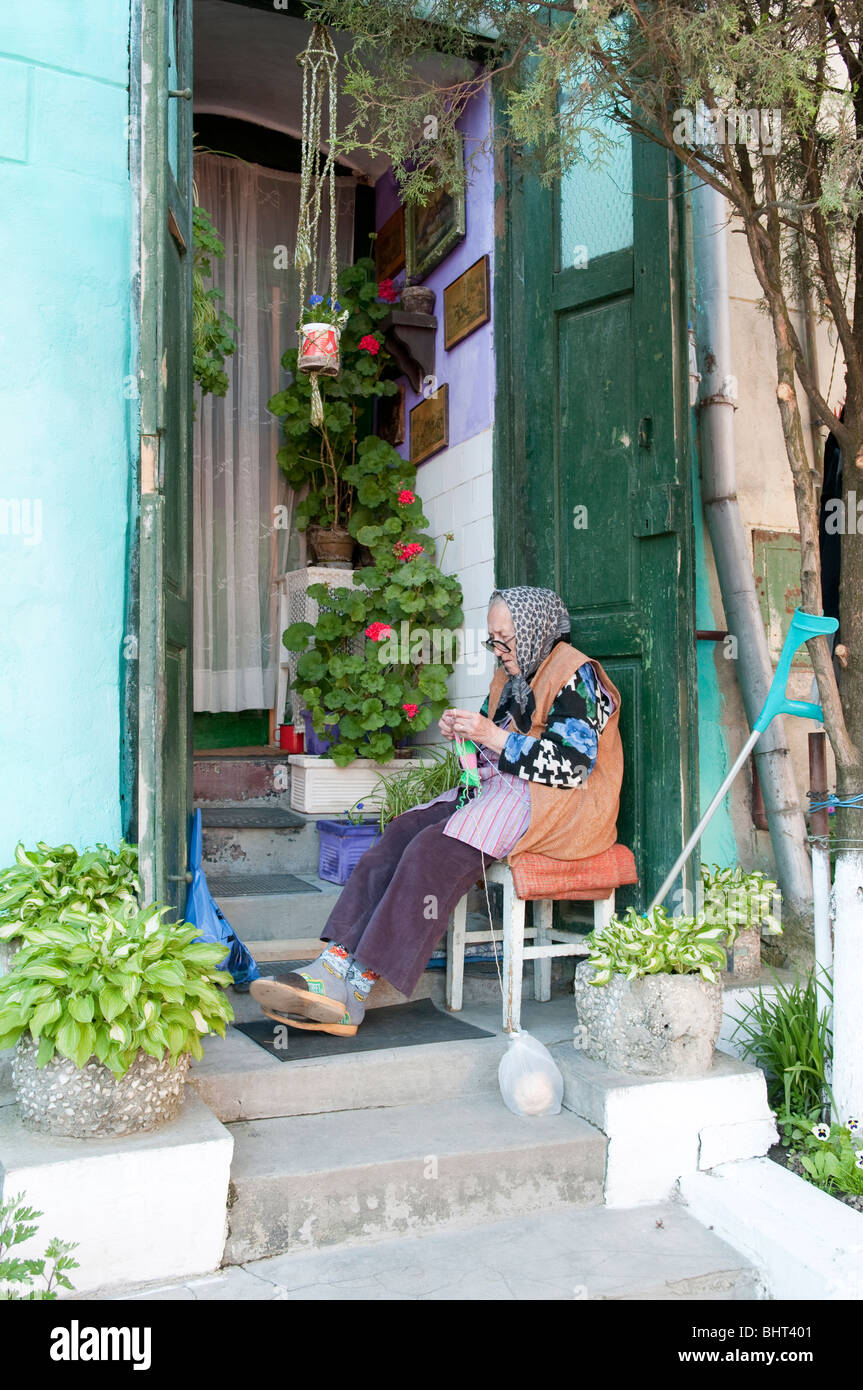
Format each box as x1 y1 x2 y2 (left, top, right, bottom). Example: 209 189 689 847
494 106 698 911
138 0 194 911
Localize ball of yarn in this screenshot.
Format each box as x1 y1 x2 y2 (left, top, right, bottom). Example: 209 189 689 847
512 1069 555 1115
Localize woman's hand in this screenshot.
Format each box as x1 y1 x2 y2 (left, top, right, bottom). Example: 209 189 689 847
438 709 457 740
446 708 509 753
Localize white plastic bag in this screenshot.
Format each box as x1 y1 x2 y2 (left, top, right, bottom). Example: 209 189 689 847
498 1029 563 1116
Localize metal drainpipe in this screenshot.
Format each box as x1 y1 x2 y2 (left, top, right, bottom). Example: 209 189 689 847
691 178 814 924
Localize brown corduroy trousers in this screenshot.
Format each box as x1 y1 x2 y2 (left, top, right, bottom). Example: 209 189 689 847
319 799 498 998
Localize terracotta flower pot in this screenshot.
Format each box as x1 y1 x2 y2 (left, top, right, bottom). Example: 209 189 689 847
298 321 341 376
306 525 355 567
401 285 436 315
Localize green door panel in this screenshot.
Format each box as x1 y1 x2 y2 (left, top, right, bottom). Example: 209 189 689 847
494 99 697 911
138 0 194 913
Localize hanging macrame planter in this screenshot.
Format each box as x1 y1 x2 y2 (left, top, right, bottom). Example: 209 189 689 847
295 22 347 427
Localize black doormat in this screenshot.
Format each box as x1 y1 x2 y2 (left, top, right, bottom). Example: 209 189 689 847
234 996 496 1061
207 873 317 897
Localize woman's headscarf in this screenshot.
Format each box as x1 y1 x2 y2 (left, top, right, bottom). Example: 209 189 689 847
488 586 571 731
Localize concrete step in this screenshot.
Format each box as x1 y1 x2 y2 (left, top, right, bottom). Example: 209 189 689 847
190 995 578 1124
194 751 294 806
117 1201 760 1301
222 1094 607 1263
214 876 340 940
201 810 321 878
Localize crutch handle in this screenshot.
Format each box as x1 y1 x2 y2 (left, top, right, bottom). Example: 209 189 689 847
753 609 838 733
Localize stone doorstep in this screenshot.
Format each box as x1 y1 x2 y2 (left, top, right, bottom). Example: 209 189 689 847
190 993 579 1124
101 1201 760 1302
551 1045 778 1208
679 1156 863 1301
221 1094 607 1264
0 1090 233 1297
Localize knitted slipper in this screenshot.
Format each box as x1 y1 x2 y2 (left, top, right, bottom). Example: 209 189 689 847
259 989 365 1038
250 973 347 1024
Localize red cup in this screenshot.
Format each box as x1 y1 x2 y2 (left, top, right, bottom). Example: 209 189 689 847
279 725 305 753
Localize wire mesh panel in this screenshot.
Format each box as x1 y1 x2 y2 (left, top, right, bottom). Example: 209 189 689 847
276 566 366 727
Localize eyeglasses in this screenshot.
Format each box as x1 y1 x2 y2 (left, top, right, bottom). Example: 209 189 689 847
483 634 516 654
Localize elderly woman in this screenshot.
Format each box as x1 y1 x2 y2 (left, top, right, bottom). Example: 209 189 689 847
251 586 623 1035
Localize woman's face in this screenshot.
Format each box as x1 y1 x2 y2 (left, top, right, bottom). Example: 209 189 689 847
487 602 520 676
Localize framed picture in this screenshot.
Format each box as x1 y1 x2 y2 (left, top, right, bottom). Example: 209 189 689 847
409 384 449 465
405 140 466 280
374 206 405 281
443 254 490 350
376 383 406 446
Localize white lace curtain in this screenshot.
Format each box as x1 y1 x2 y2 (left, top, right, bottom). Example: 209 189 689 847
192 153 356 711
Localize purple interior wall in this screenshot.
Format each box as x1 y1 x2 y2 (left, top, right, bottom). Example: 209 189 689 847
374 87 495 457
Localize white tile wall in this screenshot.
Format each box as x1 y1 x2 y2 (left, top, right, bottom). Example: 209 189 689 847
414 426 496 729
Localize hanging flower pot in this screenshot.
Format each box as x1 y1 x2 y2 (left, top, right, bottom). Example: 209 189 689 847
298 320 341 377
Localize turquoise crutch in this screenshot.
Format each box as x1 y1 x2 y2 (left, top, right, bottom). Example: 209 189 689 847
647 608 839 913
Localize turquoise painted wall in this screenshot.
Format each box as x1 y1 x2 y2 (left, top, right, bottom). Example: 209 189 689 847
0 4 134 861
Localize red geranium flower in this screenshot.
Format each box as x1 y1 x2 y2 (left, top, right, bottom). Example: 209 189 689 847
378 278 399 303
402 703 419 719
397 488 416 505
358 334 381 355
364 622 393 642
393 541 424 562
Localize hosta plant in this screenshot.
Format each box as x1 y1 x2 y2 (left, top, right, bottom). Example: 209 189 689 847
0 904 233 1078
700 863 783 946
586 905 729 987
0 841 140 939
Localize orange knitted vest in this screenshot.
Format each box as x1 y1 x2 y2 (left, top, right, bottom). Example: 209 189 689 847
487 642 624 864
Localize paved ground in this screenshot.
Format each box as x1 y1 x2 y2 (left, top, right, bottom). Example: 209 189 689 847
105 1202 762 1301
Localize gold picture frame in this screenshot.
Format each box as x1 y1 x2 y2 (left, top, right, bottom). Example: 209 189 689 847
443 254 490 350
374 206 405 281
405 139 466 280
409 384 449 465
376 383 406 446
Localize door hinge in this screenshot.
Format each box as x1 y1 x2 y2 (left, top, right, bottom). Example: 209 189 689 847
632 481 684 538
168 88 193 101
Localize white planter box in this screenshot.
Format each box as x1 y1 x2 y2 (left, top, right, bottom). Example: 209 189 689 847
287 754 432 815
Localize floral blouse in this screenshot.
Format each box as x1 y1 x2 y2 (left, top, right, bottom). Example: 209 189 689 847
481 662 615 788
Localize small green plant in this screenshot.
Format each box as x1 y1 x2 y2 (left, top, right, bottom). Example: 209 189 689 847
369 746 461 832
0 1193 78 1300
0 904 234 1077
193 204 238 399
586 904 729 986
343 799 370 826
781 1116 863 1198
0 841 140 937
299 292 351 329
700 863 783 946
730 970 832 1114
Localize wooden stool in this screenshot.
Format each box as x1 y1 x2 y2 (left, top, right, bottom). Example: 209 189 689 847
445 844 638 1032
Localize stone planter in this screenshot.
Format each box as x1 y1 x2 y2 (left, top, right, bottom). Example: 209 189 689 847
720 924 761 983
573 961 722 1078
287 753 431 814
12 1034 191 1137
401 285 436 314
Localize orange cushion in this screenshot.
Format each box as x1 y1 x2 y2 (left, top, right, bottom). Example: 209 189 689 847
510 843 638 901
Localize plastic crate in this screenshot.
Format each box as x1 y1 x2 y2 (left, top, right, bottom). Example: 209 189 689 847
316 818 382 885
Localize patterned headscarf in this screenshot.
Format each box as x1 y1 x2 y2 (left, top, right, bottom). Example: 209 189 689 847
488 586 571 730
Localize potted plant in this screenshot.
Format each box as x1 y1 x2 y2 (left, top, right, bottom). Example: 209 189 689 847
0 902 233 1137
269 256 403 567
283 496 462 767
0 840 140 976
573 905 728 1077
315 800 382 885
700 863 783 983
